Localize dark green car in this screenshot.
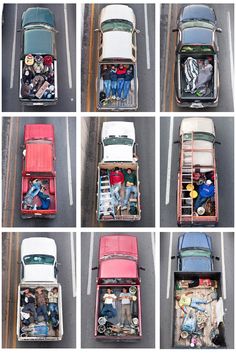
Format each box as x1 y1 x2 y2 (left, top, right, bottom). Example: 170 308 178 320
19 7 58 106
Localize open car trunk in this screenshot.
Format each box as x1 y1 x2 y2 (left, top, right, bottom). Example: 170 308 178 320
21 176 56 218
97 63 138 111
17 283 63 341
95 285 141 340
19 55 58 106
173 272 226 348
97 162 141 222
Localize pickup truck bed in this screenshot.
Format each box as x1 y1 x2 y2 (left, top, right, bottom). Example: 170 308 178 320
17 283 63 341
173 272 225 348
95 285 141 339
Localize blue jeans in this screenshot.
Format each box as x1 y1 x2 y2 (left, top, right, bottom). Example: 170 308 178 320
124 186 137 206
190 298 208 312
194 195 208 210
111 81 117 96
123 80 131 99
101 304 117 319
22 303 37 321
48 303 58 315
103 80 111 98
37 304 49 321
111 183 121 206
117 78 125 98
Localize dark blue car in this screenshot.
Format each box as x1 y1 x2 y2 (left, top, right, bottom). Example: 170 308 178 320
177 232 214 272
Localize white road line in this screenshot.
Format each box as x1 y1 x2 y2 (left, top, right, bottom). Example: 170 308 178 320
66 117 73 206
70 232 76 297
151 232 155 273
166 232 173 299
220 232 227 300
10 4 18 89
87 232 94 296
64 3 73 89
227 11 234 104
165 116 174 205
144 4 150 70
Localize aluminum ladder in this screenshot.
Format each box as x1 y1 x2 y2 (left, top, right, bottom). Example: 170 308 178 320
98 172 115 218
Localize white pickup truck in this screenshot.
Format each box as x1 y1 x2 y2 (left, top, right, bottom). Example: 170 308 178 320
17 237 63 341
97 121 141 221
96 5 139 111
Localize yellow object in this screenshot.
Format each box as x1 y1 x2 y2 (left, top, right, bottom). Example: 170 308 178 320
190 190 198 198
179 294 191 307
186 184 194 191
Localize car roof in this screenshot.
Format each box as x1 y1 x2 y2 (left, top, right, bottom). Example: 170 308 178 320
179 232 212 250
182 27 213 45
22 7 55 27
99 259 138 278
24 124 54 142
25 144 53 173
24 29 54 56
179 5 216 24
99 235 138 260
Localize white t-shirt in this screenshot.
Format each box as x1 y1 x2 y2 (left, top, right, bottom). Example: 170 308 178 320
103 293 117 304
119 292 132 305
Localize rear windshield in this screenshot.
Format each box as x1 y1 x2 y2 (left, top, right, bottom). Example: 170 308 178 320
101 19 133 33
181 45 214 53
23 255 55 265
103 137 133 146
183 132 215 143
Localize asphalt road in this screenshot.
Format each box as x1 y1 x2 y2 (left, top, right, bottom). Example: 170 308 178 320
160 232 234 349
160 116 234 227
2 232 76 348
81 116 155 227
81 232 155 348
160 4 234 112
81 3 155 112
2 116 76 227
2 4 76 112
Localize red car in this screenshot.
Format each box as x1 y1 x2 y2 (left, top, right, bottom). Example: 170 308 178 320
21 124 57 218
93 234 143 340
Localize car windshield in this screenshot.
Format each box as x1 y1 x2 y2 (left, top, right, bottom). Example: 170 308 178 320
181 45 214 53
182 256 212 272
101 19 133 33
180 249 211 257
183 132 215 143
103 137 133 146
181 21 215 30
23 255 55 265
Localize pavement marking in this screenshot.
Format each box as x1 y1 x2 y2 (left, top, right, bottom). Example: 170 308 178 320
144 4 150 70
87 232 94 295
4 233 13 347
151 232 155 273
165 116 174 205
12 233 20 348
86 3 95 111
162 4 172 111
227 11 234 105
64 4 73 89
70 232 76 298
66 117 73 206
10 4 18 89
10 117 19 226
220 232 227 300
166 232 173 299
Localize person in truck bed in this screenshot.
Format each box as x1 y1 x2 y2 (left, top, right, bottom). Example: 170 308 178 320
110 167 124 208
101 288 117 319
121 168 138 210
176 291 211 314
116 64 127 100
35 287 49 322
119 288 133 327
22 288 38 323
123 65 134 100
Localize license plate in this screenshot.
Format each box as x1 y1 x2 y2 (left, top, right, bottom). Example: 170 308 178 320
190 102 204 109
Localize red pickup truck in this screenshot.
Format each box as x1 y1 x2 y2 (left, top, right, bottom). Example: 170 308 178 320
93 234 143 340
21 124 57 219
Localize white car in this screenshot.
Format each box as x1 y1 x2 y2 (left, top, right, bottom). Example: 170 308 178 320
21 237 57 283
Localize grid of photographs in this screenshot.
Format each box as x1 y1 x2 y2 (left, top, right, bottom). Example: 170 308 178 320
0 0 235 351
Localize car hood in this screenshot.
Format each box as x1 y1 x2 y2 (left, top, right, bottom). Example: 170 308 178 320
181 256 212 272
103 145 133 162
23 264 55 282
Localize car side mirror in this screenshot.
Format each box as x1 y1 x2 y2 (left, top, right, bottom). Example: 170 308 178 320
173 140 180 144
172 28 178 32
215 256 220 261
216 28 222 33
139 266 146 271
92 266 98 270
135 29 140 34
94 28 100 32
215 141 221 145
171 255 176 259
